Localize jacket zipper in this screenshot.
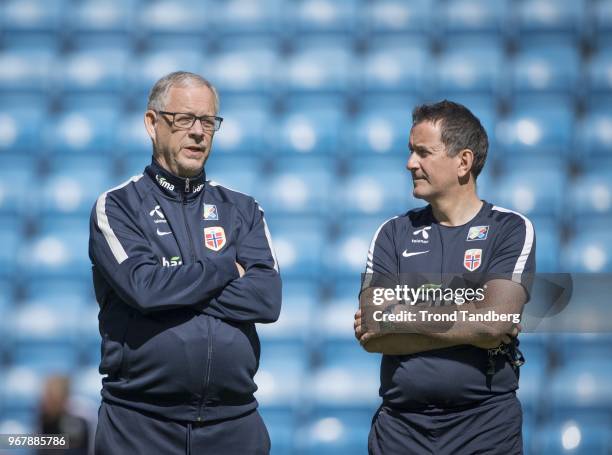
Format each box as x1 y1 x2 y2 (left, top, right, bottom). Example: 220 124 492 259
181 184 214 421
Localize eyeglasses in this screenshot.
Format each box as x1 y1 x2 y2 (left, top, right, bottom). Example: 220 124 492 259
157 111 223 132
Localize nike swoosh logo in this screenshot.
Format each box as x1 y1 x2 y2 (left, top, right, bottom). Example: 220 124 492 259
402 250 430 257
157 229 172 236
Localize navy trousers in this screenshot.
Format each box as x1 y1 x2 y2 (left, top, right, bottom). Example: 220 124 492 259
95 401 270 455
369 393 523 455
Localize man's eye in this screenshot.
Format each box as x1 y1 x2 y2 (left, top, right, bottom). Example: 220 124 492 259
175 115 193 127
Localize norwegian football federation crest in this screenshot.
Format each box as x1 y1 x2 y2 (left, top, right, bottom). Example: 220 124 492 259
203 204 219 221
467 225 489 241
204 227 226 251
464 249 482 271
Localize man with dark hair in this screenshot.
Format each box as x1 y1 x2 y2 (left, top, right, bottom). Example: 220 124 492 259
355 100 535 454
90 71 281 454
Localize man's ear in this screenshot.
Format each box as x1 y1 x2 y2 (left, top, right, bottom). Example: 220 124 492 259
457 148 474 178
144 110 157 143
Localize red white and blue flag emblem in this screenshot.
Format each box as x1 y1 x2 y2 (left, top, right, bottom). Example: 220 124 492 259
464 249 482 271
204 227 226 251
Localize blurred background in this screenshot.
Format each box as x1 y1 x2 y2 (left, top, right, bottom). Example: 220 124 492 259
0 0 611 453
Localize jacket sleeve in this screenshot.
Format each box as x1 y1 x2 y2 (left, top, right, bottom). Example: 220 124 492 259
89 190 239 314
201 202 282 323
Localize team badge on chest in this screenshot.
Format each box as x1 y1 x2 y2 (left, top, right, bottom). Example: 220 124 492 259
204 227 226 251
467 225 489 241
464 249 482 271
203 204 219 220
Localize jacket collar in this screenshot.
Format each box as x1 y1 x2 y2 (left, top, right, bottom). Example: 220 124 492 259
145 158 206 199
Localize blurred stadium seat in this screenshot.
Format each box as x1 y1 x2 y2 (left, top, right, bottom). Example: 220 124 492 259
337 156 415 216
562 228 612 273
577 105 612 159
436 38 505 96
441 0 509 37
213 96 273 155
496 97 574 158
486 158 567 218
515 0 586 39
362 37 430 95
512 41 580 95
277 98 346 155
533 418 612 455
285 40 355 94
259 155 334 215
351 96 415 155
364 0 433 36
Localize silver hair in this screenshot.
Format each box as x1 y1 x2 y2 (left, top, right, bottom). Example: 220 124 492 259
147 71 220 113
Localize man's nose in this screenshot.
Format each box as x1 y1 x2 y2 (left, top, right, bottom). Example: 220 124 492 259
406 151 419 172
188 119 205 137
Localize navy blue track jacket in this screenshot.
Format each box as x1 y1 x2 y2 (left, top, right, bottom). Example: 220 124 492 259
89 159 281 422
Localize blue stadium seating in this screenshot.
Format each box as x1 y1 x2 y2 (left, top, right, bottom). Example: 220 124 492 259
587 47 612 94
265 215 325 279
258 408 295 455
255 341 308 409
364 0 434 36
39 156 115 216
530 216 561 272
436 37 505 96
515 0 586 38
213 96 273 155
0 97 46 153
300 410 374 455
568 166 612 221
135 0 210 36
362 37 430 95
337 157 415 216
285 40 355 94
0 217 22 279
0 367 45 413
593 0 612 41
57 49 128 94
277 98 346 154
209 45 279 95
128 50 206 97
562 228 612 273
67 0 134 35
46 107 119 155
258 279 317 343
484 158 566 218
20 215 91 279
205 155 263 198
288 0 358 35
117 110 152 157
351 96 415 155
441 0 509 37
577 106 612 159
0 49 55 93
512 42 580 94
496 97 574 158
211 0 282 36
0 0 65 33
533 418 612 455
259 156 334 215
0 155 38 216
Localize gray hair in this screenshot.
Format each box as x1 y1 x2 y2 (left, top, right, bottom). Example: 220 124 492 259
147 71 220 114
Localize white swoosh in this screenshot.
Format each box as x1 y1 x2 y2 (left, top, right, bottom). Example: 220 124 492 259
402 250 429 257
157 229 172 236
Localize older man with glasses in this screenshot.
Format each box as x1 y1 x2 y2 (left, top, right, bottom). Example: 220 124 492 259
89 71 281 454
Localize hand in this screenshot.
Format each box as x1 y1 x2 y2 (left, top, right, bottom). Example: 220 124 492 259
354 309 383 346
472 323 522 350
236 262 245 278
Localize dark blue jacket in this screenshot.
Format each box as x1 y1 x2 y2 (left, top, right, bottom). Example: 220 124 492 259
89 159 282 422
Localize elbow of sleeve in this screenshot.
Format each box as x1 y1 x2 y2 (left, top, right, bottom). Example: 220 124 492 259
256 274 282 323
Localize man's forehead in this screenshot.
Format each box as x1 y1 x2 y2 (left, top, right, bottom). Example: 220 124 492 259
164 85 215 111
410 121 442 140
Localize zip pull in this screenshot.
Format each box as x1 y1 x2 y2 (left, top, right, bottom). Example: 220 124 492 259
185 178 190 193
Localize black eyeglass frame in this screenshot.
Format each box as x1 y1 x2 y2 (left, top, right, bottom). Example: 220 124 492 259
157 110 224 131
